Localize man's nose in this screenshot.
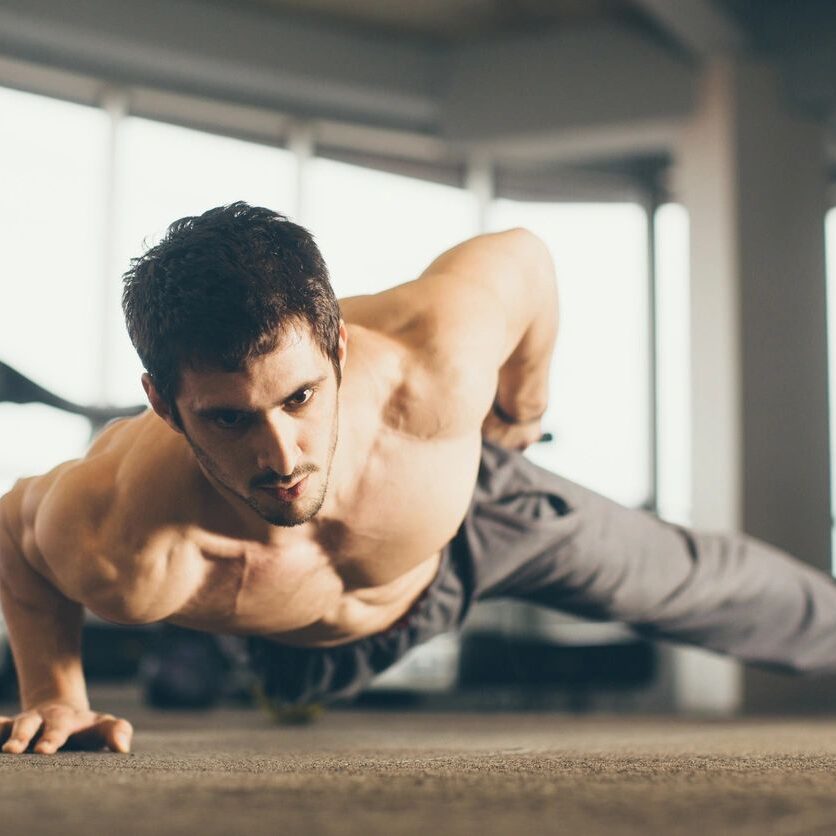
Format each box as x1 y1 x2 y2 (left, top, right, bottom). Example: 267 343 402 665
256 412 299 477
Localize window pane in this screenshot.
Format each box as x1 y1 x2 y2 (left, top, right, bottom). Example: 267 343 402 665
0 406 90 494
0 86 108 401
305 157 479 297
0 86 109 484
488 201 650 507
108 117 298 405
655 203 691 525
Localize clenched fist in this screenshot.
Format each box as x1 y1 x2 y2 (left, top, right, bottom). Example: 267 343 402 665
481 403 546 452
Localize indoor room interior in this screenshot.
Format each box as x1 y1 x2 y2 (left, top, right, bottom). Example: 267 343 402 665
3 1 836 834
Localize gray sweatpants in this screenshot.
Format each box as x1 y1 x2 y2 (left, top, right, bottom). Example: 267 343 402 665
247 439 836 705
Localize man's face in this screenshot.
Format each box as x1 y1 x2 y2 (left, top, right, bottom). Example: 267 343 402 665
147 321 346 528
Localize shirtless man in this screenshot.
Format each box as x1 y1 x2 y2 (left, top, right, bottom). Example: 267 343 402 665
3 202 836 756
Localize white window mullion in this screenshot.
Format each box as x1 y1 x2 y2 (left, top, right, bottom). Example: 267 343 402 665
465 153 494 235
288 121 315 227
98 87 129 408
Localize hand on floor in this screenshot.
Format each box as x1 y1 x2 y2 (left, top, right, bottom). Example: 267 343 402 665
0 702 133 754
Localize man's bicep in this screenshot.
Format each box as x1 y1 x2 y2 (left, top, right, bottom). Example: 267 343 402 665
0 489 29 587
390 275 505 436
0 480 87 673
416 273 510 370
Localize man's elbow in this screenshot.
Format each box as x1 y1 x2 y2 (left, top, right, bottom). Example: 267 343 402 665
506 227 553 264
497 228 557 300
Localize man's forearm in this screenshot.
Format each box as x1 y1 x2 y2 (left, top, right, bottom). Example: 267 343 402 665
0 522 88 709
495 241 559 421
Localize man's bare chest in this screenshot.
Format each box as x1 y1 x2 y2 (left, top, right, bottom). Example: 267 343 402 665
167 433 482 644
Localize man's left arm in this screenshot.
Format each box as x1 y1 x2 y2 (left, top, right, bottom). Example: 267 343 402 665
417 228 559 449
343 228 560 449
472 233 557 451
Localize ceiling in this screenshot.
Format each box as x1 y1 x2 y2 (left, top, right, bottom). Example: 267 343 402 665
219 0 836 131
225 0 651 44
226 0 836 59
3 0 836 192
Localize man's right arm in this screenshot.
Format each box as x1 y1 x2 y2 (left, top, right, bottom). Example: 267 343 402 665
0 476 133 755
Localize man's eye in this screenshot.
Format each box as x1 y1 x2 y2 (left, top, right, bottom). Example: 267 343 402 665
213 412 246 428
288 388 314 408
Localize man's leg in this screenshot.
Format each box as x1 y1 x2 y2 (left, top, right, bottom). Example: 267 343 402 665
457 440 836 675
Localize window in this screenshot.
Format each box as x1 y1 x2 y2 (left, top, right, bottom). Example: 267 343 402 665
0 74 669 676
107 117 298 406
0 86 109 491
488 200 651 508
305 157 479 297
654 203 691 526
0 87 484 495
0 79 662 522
0 92 301 491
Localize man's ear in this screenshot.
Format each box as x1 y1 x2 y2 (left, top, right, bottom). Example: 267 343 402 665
141 373 184 434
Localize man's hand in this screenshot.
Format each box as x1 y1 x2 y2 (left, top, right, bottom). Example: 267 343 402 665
481 406 545 452
0 702 133 754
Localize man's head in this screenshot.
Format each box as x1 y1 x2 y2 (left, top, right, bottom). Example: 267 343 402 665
122 202 346 527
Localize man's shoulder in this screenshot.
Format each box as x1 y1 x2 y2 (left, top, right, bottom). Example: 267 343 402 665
0 454 111 604
341 275 501 355
25 448 125 592
341 283 499 439
10 412 168 594
1 412 224 624
32 412 148 541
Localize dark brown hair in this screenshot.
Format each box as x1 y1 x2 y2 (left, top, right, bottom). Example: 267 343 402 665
122 202 341 426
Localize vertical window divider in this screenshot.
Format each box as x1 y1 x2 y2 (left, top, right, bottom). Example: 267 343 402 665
98 85 129 415
465 152 494 234
288 121 315 226
643 186 661 516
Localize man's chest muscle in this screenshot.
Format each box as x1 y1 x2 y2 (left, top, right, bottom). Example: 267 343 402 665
170 433 481 642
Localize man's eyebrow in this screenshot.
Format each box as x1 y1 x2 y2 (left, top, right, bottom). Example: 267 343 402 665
193 374 328 416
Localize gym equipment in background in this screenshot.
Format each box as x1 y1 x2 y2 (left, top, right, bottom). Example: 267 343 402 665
0 360 146 436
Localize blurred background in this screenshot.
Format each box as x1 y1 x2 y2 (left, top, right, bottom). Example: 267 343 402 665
1 0 836 715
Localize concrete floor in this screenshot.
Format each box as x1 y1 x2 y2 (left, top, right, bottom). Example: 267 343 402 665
3 686 836 835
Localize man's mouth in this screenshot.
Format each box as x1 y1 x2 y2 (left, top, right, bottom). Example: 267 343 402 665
258 475 309 502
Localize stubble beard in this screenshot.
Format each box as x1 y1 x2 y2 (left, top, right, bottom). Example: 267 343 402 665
184 413 339 528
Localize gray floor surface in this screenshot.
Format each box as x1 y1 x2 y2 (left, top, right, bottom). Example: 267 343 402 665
3 685 836 835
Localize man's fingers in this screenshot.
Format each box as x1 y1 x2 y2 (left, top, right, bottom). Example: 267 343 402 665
103 718 134 753
1 712 42 754
90 717 133 753
65 716 133 753
0 708 133 754
33 724 73 755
